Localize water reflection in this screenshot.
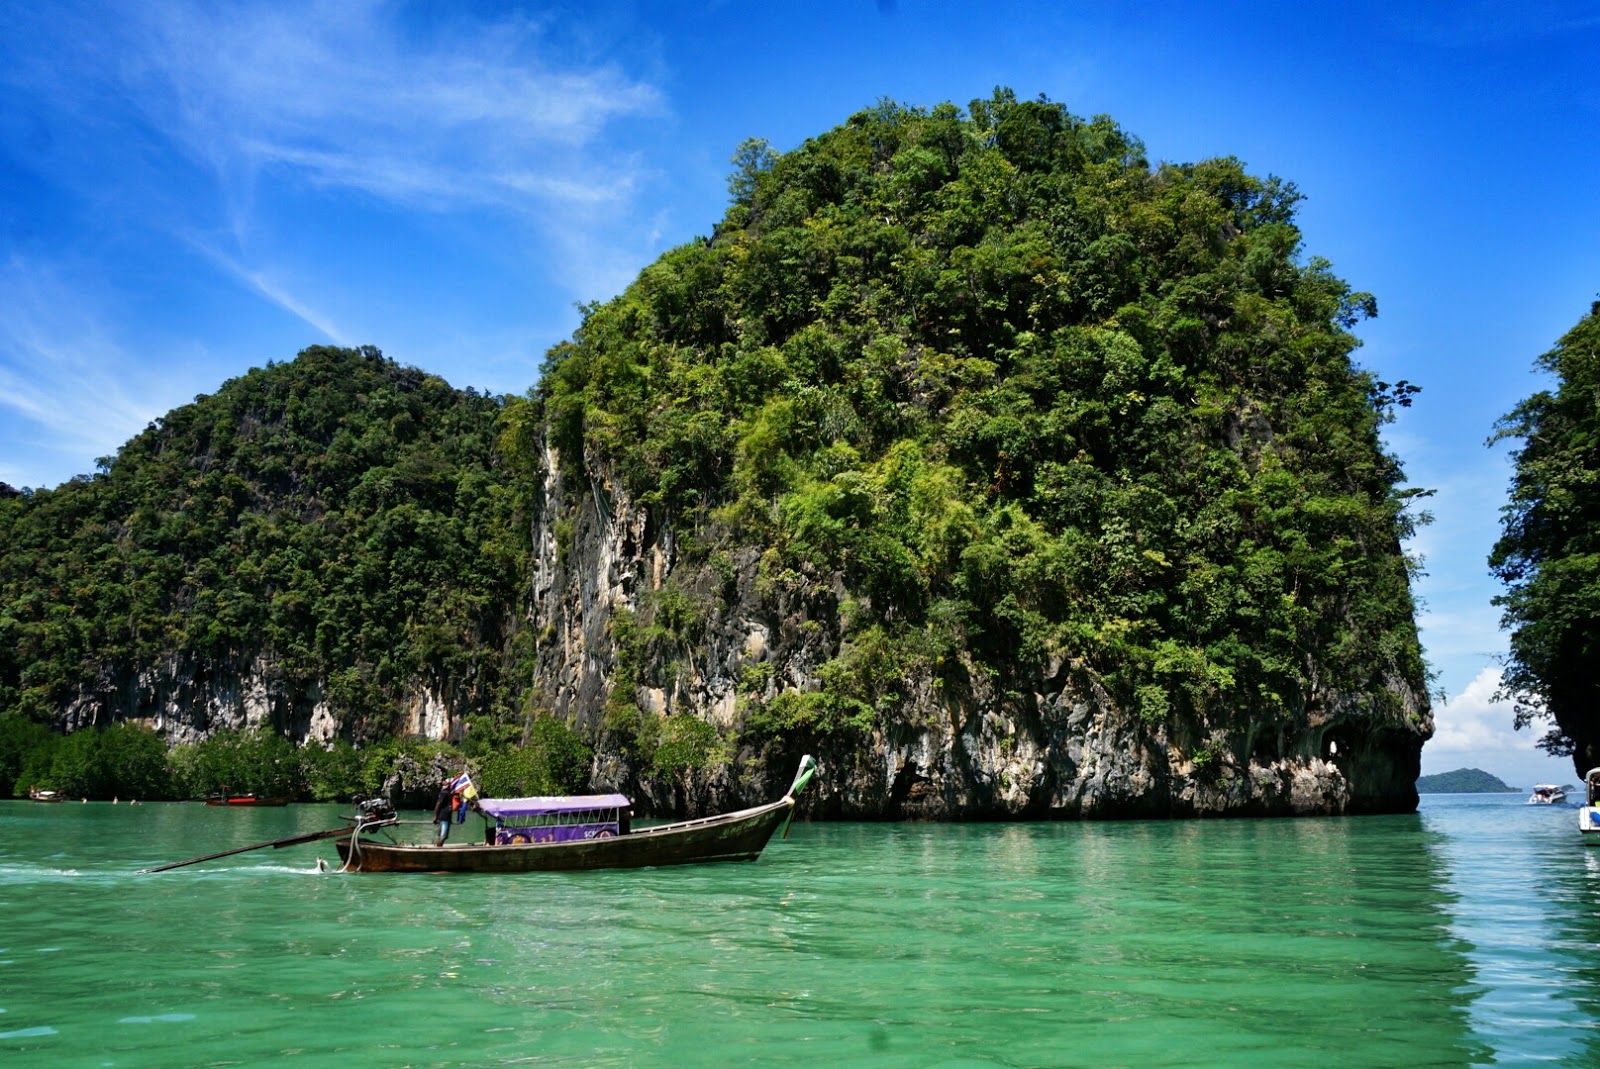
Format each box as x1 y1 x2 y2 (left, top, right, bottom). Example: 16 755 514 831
1422 794 1600 1066
1477 802 1600 1066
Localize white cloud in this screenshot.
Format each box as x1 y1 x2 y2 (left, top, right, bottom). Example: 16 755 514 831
1422 665 1579 788
1429 667 1521 754
0 0 677 483
181 240 351 347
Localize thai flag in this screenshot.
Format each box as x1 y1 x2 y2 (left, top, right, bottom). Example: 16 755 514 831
449 772 477 822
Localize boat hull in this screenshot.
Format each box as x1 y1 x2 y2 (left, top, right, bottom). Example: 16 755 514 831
334 797 796 873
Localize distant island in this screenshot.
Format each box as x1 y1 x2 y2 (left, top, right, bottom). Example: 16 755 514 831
1416 768 1520 793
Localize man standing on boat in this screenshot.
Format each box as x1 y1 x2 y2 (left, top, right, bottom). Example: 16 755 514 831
433 778 455 847
433 772 479 846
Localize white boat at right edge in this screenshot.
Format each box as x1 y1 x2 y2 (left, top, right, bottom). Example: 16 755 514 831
1579 769 1600 837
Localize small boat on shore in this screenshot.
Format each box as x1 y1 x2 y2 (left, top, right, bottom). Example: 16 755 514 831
28 786 64 802
334 755 817 874
1529 784 1569 805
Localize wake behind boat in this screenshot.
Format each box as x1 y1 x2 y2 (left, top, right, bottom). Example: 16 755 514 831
334 755 817 873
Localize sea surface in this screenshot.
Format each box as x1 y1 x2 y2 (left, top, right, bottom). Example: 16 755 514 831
2 793 1596 1068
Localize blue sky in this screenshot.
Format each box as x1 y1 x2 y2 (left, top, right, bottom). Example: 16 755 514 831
3 1 1597 788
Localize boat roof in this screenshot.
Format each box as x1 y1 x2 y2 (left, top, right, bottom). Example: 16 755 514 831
479 794 631 819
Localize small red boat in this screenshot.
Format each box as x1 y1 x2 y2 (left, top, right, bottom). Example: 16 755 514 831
204 792 290 807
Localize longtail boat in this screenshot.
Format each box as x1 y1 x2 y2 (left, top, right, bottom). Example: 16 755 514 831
333 755 817 874
204 792 290 807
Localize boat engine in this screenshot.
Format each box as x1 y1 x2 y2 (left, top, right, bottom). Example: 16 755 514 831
351 797 397 823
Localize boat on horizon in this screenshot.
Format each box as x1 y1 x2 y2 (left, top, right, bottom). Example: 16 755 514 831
333 755 817 874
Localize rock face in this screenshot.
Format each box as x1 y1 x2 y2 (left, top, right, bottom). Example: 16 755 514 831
522 440 1430 820
61 654 461 751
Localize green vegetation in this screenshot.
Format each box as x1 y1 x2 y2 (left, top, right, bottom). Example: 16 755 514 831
1490 301 1600 772
168 726 310 800
534 90 1428 757
0 345 532 734
0 345 551 798
1415 768 1517 794
472 715 593 798
6 719 169 800
0 710 594 803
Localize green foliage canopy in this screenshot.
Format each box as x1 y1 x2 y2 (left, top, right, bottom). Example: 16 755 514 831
1490 301 1600 769
536 90 1428 749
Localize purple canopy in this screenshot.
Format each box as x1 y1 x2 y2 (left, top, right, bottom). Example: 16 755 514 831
478 794 630 820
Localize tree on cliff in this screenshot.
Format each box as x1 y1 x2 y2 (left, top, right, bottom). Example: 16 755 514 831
532 89 1430 778
1490 301 1600 773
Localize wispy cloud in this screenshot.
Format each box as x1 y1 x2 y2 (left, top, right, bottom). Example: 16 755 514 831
119 1 664 220
182 239 352 346
0 0 677 486
0 259 169 485
4 1 669 309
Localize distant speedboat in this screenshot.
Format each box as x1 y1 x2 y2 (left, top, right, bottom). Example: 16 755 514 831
1581 770 1600 838
1529 784 1569 805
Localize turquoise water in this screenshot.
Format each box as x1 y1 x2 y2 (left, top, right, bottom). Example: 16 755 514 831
2 794 1596 1068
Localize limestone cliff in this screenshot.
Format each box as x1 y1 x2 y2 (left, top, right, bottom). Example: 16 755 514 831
521 436 1429 819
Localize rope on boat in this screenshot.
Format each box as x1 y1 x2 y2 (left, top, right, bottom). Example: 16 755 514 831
336 816 415 873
